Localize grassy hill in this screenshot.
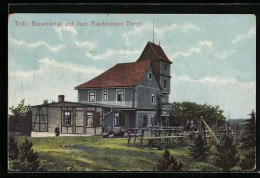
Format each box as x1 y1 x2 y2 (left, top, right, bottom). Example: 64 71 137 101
8 135 250 172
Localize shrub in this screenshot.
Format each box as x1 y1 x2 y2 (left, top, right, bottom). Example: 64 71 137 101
8 136 19 160
55 127 60 137
19 138 42 171
154 150 184 171
240 150 255 170
189 134 210 161
214 136 240 171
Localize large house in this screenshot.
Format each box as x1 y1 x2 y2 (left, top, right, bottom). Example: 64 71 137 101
75 41 172 130
31 41 172 137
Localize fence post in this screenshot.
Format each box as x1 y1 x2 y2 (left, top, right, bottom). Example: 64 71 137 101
235 123 238 144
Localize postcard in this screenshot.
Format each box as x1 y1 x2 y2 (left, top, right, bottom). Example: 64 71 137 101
8 13 256 172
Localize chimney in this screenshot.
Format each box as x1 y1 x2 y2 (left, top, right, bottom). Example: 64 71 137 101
58 95 65 102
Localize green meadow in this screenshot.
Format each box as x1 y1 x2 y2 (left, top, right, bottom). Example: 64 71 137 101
10 136 248 171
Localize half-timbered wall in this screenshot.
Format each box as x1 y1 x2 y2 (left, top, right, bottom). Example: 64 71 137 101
31 103 103 135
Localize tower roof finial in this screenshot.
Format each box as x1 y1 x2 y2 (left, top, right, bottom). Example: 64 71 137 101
153 18 154 43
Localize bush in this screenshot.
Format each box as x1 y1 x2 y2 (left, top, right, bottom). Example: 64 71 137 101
19 138 42 171
8 136 19 160
154 150 184 171
214 136 240 171
240 150 255 170
189 134 210 161
55 127 60 137
9 99 32 134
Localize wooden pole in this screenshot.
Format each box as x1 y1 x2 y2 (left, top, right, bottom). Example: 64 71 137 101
235 123 238 143
200 116 203 134
227 121 230 136
127 135 131 144
215 118 218 136
203 122 207 145
134 129 137 143
201 119 220 144
140 130 144 145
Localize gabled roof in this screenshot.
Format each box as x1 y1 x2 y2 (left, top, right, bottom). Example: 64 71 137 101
148 41 172 63
75 60 151 89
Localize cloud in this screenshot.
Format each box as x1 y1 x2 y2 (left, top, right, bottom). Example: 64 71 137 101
9 38 66 52
54 25 77 40
232 27 256 45
174 75 255 89
214 49 236 59
170 40 212 59
74 41 97 50
86 49 141 61
122 22 152 47
155 23 199 36
10 58 103 77
122 22 199 47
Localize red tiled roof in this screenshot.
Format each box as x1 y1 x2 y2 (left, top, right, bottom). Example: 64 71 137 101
75 60 151 88
148 41 172 63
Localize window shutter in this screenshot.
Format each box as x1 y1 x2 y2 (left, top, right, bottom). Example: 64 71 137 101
143 116 147 126
93 112 100 127
154 116 158 125
119 112 125 126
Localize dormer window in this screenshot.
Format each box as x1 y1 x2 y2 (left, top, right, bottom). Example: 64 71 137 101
148 72 152 80
164 64 167 71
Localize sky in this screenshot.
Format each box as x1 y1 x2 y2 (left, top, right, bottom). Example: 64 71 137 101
8 14 256 119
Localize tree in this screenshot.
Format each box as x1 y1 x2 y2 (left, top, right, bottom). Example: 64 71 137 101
154 150 184 171
239 110 256 170
9 99 31 117
242 110 256 148
8 136 19 160
189 134 210 161
43 99 48 104
170 102 226 126
214 136 240 171
239 151 255 170
19 138 41 171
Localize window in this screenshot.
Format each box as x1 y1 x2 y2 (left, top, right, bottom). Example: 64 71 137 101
117 90 124 102
143 116 148 126
64 111 71 125
114 112 120 127
114 112 125 127
86 112 93 127
164 64 167 71
151 92 156 103
164 79 167 88
89 92 95 102
103 90 108 101
147 72 152 80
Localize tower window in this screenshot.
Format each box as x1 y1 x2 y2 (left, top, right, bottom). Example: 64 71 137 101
151 92 155 103
148 72 152 80
164 64 167 71
103 90 108 101
164 79 167 88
